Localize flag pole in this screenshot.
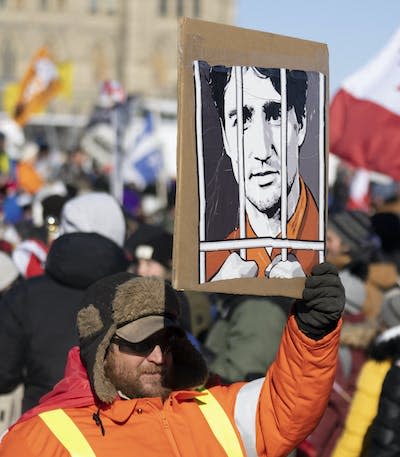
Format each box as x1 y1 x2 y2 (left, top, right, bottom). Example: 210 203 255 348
110 104 124 204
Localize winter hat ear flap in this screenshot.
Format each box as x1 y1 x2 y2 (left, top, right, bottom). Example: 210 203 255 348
77 305 119 402
77 272 136 403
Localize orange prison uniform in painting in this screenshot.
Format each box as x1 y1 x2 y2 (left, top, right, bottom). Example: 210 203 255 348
206 177 320 280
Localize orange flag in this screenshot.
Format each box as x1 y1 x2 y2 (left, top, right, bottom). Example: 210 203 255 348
14 47 61 126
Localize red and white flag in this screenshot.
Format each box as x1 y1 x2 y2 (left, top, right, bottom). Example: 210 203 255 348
346 168 370 211
330 27 400 180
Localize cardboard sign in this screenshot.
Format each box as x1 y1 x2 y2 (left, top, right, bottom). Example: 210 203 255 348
173 18 329 298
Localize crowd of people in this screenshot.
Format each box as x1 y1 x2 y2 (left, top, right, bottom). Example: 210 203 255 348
0 128 398 457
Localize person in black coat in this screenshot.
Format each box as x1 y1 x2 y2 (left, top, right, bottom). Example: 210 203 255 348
0 232 128 412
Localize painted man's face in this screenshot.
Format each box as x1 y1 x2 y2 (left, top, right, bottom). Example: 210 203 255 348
223 67 306 214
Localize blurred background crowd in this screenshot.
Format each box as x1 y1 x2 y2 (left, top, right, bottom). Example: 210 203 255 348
0 1 399 457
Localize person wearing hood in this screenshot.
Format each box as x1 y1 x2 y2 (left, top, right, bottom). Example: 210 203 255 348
0 263 344 457
0 231 128 414
59 191 126 248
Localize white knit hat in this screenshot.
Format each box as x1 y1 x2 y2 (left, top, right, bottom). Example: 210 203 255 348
60 192 126 247
0 252 19 291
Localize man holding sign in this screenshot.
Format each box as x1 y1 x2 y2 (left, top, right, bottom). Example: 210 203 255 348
1 265 344 457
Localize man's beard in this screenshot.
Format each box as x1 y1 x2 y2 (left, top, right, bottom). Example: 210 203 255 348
246 174 296 219
104 354 172 400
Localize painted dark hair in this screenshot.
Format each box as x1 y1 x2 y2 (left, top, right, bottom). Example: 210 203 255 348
209 65 308 129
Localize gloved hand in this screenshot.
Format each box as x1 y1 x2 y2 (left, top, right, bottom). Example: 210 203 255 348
295 262 345 340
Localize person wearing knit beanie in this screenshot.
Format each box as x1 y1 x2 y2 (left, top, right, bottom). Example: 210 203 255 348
135 231 173 279
327 210 379 283
328 210 374 257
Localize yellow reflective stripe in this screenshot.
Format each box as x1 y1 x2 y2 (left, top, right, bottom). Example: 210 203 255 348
39 409 96 457
196 389 244 457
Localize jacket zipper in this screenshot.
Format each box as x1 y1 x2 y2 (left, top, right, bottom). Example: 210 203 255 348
160 408 182 457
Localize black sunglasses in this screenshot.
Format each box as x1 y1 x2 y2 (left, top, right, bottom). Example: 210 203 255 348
111 328 186 356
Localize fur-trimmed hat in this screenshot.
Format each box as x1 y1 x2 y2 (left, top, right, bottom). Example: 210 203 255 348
77 273 208 403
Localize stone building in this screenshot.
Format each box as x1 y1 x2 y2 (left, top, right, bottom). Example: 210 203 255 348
0 0 235 115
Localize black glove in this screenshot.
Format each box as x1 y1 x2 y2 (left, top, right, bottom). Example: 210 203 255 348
295 262 345 340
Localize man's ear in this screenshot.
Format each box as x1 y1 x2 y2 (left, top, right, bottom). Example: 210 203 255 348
297 114 307 147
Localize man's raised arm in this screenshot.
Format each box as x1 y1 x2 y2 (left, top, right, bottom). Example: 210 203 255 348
225 263 344 457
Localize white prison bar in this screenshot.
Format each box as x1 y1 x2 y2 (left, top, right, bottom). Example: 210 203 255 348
200 238 324 252
319 72 326 263
193 60 206 283
234 66 247 260
280 68 288 261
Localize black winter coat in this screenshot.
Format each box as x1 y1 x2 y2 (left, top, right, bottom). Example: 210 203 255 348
366 329 400 457
0 232 128 412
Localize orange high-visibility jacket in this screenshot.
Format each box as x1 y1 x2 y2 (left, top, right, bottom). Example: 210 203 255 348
0 316 341 457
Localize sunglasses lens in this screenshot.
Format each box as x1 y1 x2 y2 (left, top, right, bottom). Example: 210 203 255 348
112 328 185 354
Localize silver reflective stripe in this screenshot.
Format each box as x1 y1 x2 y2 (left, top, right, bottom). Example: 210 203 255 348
234 378 264 457
0 429 9 443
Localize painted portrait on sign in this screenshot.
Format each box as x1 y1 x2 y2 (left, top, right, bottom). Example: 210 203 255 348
193 62 326 283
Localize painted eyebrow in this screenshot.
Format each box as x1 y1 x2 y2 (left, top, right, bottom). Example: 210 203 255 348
228 106 254 118
263 101 281 118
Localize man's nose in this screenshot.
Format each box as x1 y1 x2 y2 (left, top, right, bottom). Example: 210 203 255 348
146 345 164 364
247 113 275 162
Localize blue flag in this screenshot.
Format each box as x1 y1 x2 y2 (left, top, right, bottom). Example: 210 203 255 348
123 110 163 190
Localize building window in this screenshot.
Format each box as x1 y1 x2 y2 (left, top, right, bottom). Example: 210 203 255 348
39 0 48 10
0 0 7 8
159 0 167 16
89 0 97 14
193 0 200 17
176 0 183 16
57 0 66 11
